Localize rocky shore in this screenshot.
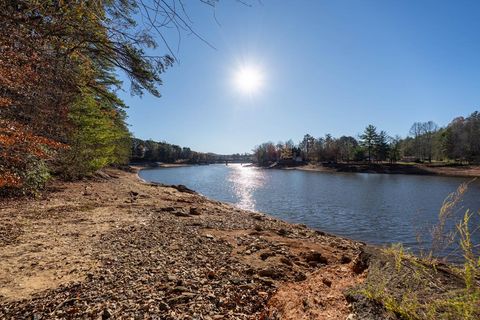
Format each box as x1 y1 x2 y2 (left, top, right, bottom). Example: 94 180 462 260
0 168 471 319
277 162 480 178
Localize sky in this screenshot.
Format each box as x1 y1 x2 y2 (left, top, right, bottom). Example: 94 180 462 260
118 0 480 154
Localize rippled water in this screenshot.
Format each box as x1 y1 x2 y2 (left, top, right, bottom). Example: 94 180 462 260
140 164 480 256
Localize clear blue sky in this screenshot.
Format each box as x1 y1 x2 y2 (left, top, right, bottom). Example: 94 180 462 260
118 0 480 154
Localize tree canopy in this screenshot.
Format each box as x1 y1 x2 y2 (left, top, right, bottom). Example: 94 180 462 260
0 0 211 194
252 111 480 166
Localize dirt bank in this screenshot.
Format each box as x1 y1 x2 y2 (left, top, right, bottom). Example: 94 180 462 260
0 168 471 319
130 163 192 170
280 162 480 178
0 168 367 319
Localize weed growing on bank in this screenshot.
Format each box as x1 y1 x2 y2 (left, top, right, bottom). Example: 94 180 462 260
356 181 479 320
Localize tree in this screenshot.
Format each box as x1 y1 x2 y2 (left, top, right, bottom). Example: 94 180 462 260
337 136 358 162
253 142 278 166
250 111 480 167
409 121 438 162
423 121 439 162
374 131 390 162
464 112 480 163
314 137 325 161
409 122 424 160
0 1 217 193
299 134 316 162
440 114 480 163
0 3 75 192
56 90 131 179
360 125 378 163
389 135 402 163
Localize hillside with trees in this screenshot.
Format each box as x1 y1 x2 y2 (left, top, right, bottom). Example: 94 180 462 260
253 111 480 166
0 1 192 195
131 138 251 164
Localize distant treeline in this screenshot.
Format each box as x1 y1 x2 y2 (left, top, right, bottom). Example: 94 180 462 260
131 138 251 164
253 111 480 166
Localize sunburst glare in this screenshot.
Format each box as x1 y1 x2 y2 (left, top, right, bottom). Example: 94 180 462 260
233 65 264 94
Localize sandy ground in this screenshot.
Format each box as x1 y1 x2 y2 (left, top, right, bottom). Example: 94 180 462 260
418 164 480 177
284 163 480 178
0 168 366 319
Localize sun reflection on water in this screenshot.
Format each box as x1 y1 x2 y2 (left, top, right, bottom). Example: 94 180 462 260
227 164 264 211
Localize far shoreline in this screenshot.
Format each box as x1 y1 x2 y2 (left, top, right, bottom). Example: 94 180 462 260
269 162 480 179
129 162 192 170
129 161 480 179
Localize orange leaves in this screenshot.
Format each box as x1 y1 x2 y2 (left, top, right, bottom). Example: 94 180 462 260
0 48 41 92
0 97 13 108
0 120 66 163
0 2 133 192
0 119 67 189
0 172 22 188
0 6 77 193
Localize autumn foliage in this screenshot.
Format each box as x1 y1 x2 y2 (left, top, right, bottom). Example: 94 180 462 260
0 4 72 193
0 1 173 195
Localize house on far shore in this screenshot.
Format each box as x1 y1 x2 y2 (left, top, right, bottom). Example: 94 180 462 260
279 148 303 165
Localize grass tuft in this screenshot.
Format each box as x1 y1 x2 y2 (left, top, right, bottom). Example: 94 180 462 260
356 181 479 319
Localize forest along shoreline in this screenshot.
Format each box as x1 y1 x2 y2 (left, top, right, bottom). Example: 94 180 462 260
0 168 472 319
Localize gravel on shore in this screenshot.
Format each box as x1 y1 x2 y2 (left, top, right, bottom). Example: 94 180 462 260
0 168 367 319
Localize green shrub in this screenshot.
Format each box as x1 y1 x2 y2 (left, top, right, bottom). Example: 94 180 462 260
56 90 131 180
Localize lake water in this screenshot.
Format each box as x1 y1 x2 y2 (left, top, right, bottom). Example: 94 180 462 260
139 164 480 258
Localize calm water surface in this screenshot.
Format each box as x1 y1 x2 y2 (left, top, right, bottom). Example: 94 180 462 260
140 164 480 255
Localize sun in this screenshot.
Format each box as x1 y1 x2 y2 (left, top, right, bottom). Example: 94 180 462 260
234 66 264 94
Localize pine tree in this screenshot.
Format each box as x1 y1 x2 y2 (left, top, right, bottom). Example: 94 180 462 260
360 125 378 163
375 131 391 162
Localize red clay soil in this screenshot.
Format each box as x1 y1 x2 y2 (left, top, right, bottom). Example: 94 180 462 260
265 264 364 319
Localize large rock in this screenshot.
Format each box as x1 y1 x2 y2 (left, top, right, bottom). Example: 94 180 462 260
302 250 328 264
352 247 372 274
172 184 196 194
258 267 284 280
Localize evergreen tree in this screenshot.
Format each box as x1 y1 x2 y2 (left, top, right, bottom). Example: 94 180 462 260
360 125 378 163
375 131 391 162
